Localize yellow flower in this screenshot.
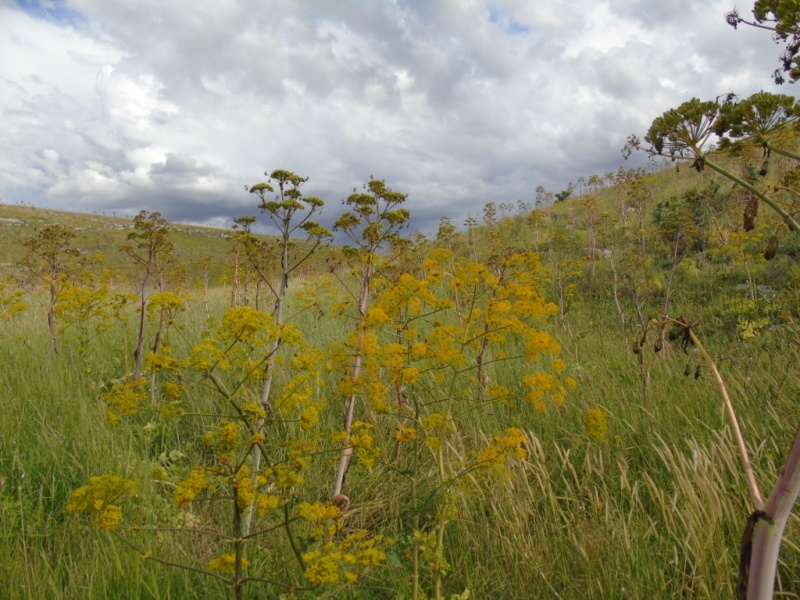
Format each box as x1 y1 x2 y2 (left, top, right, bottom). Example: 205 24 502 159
401 367 420 385
584 408 608 443
97 505 123 531
162 381 182 400
173 468 209 508
303 555 340 585
67 475 137 513
395 424 417 443
240 401 266 422
66 475 136 531
207 553 248 574
476 428 527 474
300 405 320 430
255 494 281 516
220 306 270 343
103 376 147 424
297 501 341 523
422 413 447 431
204 420 240 455
160 401 185 420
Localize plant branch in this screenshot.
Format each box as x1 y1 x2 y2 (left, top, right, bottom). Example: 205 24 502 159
688 329 763 508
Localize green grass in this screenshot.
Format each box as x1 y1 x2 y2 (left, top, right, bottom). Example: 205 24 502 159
1 278 798 599
2 146 800 597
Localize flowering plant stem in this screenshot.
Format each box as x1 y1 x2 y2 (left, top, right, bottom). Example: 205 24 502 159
689 327 800 598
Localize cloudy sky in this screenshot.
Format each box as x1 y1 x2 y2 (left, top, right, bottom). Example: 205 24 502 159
0 0 794 235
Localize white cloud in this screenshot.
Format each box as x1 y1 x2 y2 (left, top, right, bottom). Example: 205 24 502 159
0 0 796 232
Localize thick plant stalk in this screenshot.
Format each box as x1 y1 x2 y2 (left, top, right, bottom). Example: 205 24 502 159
689 330 800 597
242 229 289 536
333 276 370 498
743 420 800 599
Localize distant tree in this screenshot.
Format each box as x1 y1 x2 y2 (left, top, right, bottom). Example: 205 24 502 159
516 199 532 216
464 215 479 261
535 185 554 209
228 216 256 307
121 211 175 376
498 202 514 220
555 183 574 203
22 225 79 360
588 173 603 193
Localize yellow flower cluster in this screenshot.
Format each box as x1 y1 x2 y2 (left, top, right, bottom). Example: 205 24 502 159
162 381 182 400
272 463 305 492
362 306 392 328
190 337 226 372
103 376 147 425
239 401 266 422
0 278 26 321
421 413 452 451
233 467 264 513
204 420 240 455
296 501 341 523
173 467 210 508
395 423 417 443
66 474 136 531
524 331 561 359
145 292 185 324
207 553 249 575
584 408 609 443
159 401 185 420
220 306 271 344
301 530 387 587
424 324 467 370
375 272 439 317
56 279 134 335
476 427 527 474
349 421 380 470
522 372 567 413
255 493 281 516
300 404 320 430
146 348 184 374
422 413 448 430
365 380 389 414
96 504 123 531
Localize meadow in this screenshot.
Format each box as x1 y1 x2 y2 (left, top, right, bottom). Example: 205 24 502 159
1 147 800 599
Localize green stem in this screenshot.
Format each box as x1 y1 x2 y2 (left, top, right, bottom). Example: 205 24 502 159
703 157 800 233
765 141 800 163
283 503 307 573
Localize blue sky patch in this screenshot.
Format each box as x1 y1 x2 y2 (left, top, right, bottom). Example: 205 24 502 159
487 2 529 35
15 0 84 25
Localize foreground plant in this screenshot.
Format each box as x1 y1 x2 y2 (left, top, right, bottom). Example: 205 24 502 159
628 20 800 590
330 177 410 498
70 303 386 598
241 169 331 535
367 247 572 599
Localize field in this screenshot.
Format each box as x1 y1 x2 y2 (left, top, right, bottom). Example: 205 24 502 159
1 154 800 599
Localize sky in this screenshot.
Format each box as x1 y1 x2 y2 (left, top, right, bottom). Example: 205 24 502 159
0 0 796 236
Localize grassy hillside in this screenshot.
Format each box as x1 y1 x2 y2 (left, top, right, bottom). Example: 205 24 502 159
0 204 233 287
